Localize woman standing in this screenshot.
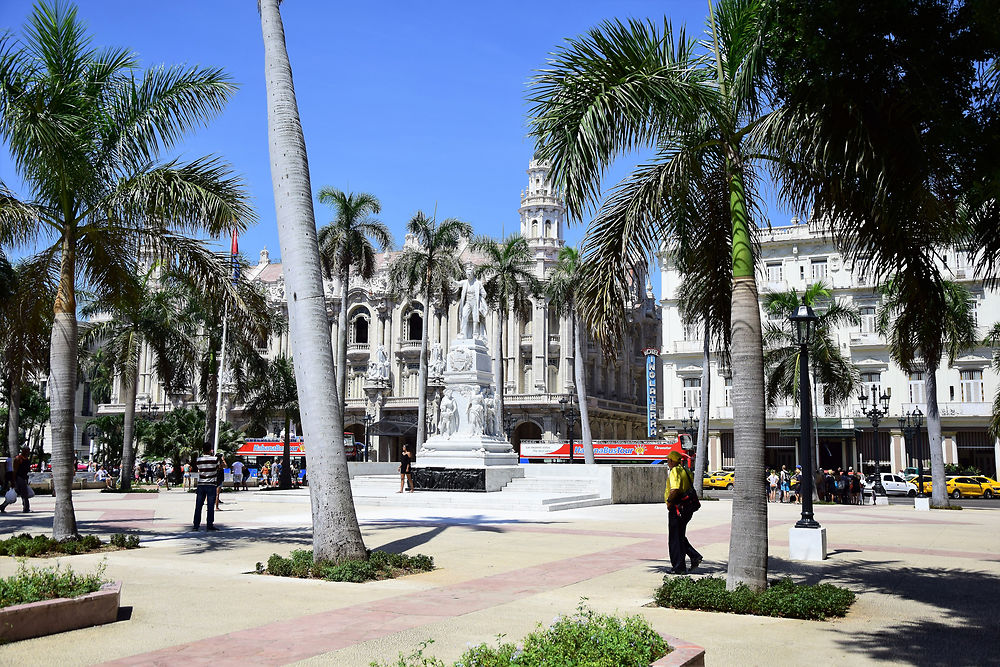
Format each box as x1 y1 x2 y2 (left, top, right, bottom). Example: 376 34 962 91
215 454 226 509
398 446 414 493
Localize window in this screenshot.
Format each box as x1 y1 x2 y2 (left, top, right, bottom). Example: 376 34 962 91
351 317 368 345
766 262 783 283
531 220 538 237
955 248 973 270
682 378 701 409
682 321 700 342
724 376 732 407
810 258 828 280
407 311 422 340
960 369 984 402
860 371 881 399
908 372 926 404
544 220 552 237
970 297 980 326
860 307 877 334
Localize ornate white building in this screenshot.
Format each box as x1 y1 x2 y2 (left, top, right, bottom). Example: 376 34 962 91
658 216 1000 478
85 158 660 463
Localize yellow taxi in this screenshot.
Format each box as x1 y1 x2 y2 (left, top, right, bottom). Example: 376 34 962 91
970 476 1000 498
704 471 735 490
912 476 988 498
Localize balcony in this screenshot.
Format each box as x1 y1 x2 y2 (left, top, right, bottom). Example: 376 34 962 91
671 340 702 354
548 334 560 350
520 334 533 349
396 338 421 354
939 401 991 417
347 342 370 359
848 331 883 348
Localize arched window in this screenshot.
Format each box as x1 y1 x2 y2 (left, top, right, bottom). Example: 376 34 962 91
352 317 368 344
408 311 423 340
544 219 552 237
531 219 538 237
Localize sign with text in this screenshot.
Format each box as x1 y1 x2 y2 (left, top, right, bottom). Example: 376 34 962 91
237 440 306 457
520 439 689 461
643 348 659 438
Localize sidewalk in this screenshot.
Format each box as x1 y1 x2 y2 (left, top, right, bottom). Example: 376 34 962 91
0 488 997 665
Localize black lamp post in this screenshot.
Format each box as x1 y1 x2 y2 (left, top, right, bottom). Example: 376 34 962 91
503 413 517 439
898 408 925 496
362 413 375 463
790 296 821 529
680 407 699 447
859 384 891 496
559 396 577 464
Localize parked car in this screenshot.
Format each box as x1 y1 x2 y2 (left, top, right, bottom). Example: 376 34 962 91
705 471 735 490
946 476 987 499
970 476 1000 498
869 473 918 497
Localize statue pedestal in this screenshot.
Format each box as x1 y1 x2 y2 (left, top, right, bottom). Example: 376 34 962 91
415 337 518 489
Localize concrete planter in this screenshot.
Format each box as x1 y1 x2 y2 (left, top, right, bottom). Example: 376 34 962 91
0 581 121 642
914 496 931 511
651 633 706 666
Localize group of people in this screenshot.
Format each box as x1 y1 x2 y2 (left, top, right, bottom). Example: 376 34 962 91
766 465 802 503
135 460 173 488
766 465 871 505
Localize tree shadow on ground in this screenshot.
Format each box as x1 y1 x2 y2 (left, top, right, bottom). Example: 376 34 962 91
768 556 1000 666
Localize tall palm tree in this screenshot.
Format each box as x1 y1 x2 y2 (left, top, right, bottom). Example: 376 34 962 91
545 246 595 464
0 257 55 459
80 269 194 491
317 188 393 427
763 282 859 410
527 2 775 589
878 277 976 507
238 355 299 489
470 234 540 435
387 211 472 449
982 322 1000 441
0 3 252 540
259 0 366 561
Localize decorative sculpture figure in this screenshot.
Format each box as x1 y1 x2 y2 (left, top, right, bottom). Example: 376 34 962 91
366 344 390 382
455 265 488 340
438 390 459 437
467 389 486 435
429 342 445 378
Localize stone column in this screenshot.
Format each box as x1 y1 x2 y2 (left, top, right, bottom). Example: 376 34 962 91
532 298 545 392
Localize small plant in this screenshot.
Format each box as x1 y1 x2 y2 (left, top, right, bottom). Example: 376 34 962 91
258 549 434 583
931 504 963 510
109 533 141 549
654 576 855 620
0 561 107 608
0 533 138 557
370 639 446 667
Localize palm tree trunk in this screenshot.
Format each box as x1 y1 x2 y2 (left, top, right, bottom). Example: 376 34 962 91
694 322 710 497
119 368 138 492
494 314 504 436
51 233 79 540
280 414 292 489
416 289 431 449
726 167 767 591
337 266 350 427
573 313 594 463
260 0 366 561
6 378 21 460
925 365 948 507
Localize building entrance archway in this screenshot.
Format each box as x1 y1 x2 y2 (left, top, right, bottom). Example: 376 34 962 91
511 421 542 454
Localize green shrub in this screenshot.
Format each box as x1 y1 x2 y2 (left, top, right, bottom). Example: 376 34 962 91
109 533 140 549
373 604 668 667
0 561 107 608
654 576 855 621
260 549 434 583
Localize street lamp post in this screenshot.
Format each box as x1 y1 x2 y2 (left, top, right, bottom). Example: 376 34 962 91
559 396 577 464
680 407 699 460
790 297 821 529
503 413 516 440
362 413 375 463
898 408 925 496
858 384 891 497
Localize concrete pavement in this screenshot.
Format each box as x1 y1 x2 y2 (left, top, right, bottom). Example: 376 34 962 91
0 485 996 666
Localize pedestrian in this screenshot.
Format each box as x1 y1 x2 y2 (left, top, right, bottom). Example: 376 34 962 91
231 459 244 492
156 462 170 490
767 469 778 503
96 464 112 489
241 461 251 490
261 461 271 488
398 446 414 493
192 446 219 532
779 465 790 503
664 451 702 574
849 468 861 504
791 465 802 503
0 447 32 513
215 454 226 510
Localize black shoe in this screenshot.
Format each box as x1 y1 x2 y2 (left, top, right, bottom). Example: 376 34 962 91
671 567 687 575
207 525 219 531
689 556 703 571
191 525 200 531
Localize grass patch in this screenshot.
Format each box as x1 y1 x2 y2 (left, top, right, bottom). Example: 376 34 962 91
931 504 963 510
256 549 433 583
0 533 140 558
654 576 855 621
0 561 107 608
371 603 668 667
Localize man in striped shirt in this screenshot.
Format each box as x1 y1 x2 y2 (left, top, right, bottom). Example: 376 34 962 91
192 443 220 531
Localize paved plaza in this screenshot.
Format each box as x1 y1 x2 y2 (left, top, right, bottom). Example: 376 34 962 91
0 486 997 666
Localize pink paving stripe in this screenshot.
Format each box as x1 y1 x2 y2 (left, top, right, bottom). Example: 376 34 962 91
103 536 668 666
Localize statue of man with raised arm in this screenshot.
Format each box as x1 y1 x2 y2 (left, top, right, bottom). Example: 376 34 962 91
455 264 488 340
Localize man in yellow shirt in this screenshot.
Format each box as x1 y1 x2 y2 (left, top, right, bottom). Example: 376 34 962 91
664 451 702 574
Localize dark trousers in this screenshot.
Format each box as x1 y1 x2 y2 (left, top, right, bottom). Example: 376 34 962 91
193 484 216 529
668 508 701 572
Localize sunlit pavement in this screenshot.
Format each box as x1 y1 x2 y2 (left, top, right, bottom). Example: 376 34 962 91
0 486 997 666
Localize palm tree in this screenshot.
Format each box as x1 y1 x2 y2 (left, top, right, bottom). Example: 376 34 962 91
878 277 976 507
0 3 252 540
80 270 193 491
470 234 540 435
317 188 393 427
387 211 472 449
545 246 595 464
0 258 55 459
259 0 367 561
238 355 299 489
983 322 1000 441
527 3 774 589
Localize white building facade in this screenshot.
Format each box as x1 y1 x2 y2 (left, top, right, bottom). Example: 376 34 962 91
659 217 1000 478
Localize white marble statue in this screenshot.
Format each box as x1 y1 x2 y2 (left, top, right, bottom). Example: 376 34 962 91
438 390 459 437
366 344 390 382
483 393 497 437
429 342 445 378
467 389 486 435
455 265 488 340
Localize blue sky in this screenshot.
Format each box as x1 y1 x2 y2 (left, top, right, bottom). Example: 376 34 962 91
1 1 790 269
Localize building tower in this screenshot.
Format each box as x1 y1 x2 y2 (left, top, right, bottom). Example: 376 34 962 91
519 156 565 254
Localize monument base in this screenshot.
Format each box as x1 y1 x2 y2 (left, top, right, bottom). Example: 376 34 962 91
788 526 827 561
413 465 524 492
